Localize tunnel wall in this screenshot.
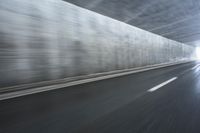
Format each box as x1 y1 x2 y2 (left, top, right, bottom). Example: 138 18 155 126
0 0 196 88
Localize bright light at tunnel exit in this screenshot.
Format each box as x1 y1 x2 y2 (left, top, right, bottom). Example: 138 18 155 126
196 47 200 60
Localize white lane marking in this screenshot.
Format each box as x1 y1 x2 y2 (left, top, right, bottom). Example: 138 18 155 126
0 62 189 101
148 77 177 92
191 64 200 70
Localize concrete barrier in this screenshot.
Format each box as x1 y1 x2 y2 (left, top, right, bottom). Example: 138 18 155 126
0 60 194 100
0 0 196 89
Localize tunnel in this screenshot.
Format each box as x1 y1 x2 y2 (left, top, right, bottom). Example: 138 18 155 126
0 0 200 133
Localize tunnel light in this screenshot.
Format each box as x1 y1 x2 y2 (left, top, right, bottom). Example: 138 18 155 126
196 47 200 60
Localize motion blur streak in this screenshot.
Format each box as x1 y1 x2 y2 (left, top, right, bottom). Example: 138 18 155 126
0 0 200 133
0 0 196 90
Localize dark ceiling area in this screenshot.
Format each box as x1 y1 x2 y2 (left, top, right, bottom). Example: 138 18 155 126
64 0 200 46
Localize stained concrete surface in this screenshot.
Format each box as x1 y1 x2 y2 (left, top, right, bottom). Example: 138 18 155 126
64 0 200 46
0 0 196 89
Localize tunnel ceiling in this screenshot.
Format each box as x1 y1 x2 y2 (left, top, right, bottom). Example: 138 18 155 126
64 0 200 46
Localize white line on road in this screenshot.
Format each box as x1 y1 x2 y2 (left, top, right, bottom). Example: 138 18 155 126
0 62 188 101
192 65 198 70
147 77 177 92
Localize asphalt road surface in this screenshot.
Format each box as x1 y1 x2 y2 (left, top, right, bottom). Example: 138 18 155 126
1 62 200 133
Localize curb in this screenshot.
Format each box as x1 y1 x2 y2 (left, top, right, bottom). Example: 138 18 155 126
0 60 194 100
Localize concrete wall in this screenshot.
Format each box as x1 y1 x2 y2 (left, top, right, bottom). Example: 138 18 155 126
0 0 196 88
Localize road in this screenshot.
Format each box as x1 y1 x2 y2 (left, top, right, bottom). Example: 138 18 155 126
1 62 200 133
